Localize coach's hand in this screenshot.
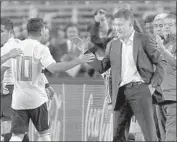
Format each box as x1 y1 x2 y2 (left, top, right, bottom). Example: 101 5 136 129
77 53 95 63
151 75 160 88
8 48 23 58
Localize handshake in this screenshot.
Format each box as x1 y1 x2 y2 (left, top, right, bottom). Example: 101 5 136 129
70 36 96 64
76 49 96 64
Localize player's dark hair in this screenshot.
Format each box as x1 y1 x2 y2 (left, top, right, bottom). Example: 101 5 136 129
1 18 14 33
27 18 45 35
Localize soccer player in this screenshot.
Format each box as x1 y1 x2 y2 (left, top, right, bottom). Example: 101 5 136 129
5 18 94 141
1 18 30 142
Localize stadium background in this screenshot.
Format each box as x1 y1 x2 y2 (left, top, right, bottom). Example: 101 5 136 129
1 1 176 141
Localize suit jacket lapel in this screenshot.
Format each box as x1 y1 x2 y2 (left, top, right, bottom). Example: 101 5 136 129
111 38 122 75
133 32 140 65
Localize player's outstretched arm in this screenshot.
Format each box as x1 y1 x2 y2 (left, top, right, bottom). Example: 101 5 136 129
46 53 95 73
1 54 11 65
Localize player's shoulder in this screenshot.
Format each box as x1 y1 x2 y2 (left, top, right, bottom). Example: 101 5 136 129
7 37 21 45
1 38 21 55
21 39 46 48
35 41 49 52
32 40 50 57
14 38 21 43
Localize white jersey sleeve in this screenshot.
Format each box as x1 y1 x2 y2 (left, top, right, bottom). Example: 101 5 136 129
35 44 56 68
1 38 21 68
1 38 21 56
1 59 11 68
1 44 11 67
1 47 7 57
1 43 11 57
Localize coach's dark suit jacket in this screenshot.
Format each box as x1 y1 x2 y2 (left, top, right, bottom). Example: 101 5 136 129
89 31 167 110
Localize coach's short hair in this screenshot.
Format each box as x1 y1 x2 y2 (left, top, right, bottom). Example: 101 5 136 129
27 18 45 34
1 18 14 33
113 8 134 22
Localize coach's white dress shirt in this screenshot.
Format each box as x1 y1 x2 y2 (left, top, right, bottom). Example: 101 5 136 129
119 30 144 87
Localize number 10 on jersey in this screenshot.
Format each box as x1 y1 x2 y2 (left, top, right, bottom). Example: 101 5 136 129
16 56 32 81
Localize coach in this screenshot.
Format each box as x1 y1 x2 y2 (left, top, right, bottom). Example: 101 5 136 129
87 9 167 141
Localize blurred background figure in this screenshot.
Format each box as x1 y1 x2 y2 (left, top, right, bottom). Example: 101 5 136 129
60 23 90 77
153 13 168 40
65 23 80 56
156 13 176 142
49 27 68 63
163 14 176 48
144 14 156 36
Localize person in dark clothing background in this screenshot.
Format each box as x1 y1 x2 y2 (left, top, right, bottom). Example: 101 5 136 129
144 14 156 37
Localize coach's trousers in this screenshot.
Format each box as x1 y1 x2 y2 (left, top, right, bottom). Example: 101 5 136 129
113 83 158 141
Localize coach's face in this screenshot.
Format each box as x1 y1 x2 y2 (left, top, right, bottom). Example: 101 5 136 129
114 17 133 39
1 25 10 46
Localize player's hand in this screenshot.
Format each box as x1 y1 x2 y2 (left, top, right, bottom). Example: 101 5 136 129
8 48 23 58
77 53 95 63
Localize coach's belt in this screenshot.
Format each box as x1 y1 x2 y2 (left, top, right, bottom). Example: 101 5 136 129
125 81 143 88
